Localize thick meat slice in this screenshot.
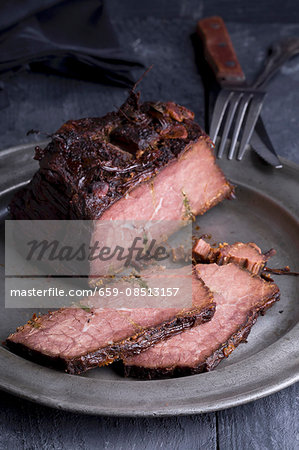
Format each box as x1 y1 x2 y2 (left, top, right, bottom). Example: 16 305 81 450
193 239 275 275
5 271 215 374
122 263 279 379
10 93 232 224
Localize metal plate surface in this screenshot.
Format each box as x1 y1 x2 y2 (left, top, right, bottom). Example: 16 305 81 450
0 141 298 416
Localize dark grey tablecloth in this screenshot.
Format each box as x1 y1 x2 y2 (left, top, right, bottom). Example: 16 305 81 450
0 1 298 448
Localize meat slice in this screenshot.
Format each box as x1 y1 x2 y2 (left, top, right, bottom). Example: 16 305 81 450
10 93 232 225
5 271 215 374
192 238 216 262
122 263 280 379
193 239 275 275
216 242 275 275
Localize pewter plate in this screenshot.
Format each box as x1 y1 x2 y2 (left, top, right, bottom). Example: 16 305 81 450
0 141 298 417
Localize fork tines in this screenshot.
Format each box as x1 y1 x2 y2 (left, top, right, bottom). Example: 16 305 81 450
210 88 265 160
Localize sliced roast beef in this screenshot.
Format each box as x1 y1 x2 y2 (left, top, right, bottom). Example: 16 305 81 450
122 263 279 379
5 270 215 374
193 239 275 275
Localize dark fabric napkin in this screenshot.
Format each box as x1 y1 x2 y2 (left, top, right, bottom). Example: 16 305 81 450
0 0 143 89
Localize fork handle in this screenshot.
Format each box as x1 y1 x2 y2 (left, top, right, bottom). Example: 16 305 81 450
197 16 245 85
252 38 299 89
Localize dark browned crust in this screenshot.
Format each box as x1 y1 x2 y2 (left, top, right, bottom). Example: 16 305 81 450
121 289 280 380
5 303 215 375
264 266 299 276
9 92 232 220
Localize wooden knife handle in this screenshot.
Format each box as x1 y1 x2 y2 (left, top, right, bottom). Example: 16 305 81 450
197 16 245 84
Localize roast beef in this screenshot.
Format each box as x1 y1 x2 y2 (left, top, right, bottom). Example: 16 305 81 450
5 270 215 374
10 92 232 224
193 239 275 275
122 263 280 379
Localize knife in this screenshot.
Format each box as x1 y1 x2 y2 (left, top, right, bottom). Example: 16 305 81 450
196 16 283 168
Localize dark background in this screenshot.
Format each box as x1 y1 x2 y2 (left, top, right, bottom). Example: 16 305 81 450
0 0 298 449
1 0 299 163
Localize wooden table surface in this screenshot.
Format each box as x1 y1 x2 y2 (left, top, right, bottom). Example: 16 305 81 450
0 1 298 448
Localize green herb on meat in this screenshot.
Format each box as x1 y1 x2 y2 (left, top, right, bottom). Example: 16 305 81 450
181 190 195 222
80 304 91 312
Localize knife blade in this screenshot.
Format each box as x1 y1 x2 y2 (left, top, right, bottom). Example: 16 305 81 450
251 120 282 168
196 16 282 168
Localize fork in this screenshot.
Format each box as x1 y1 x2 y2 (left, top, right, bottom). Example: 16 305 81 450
197 17 299 160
